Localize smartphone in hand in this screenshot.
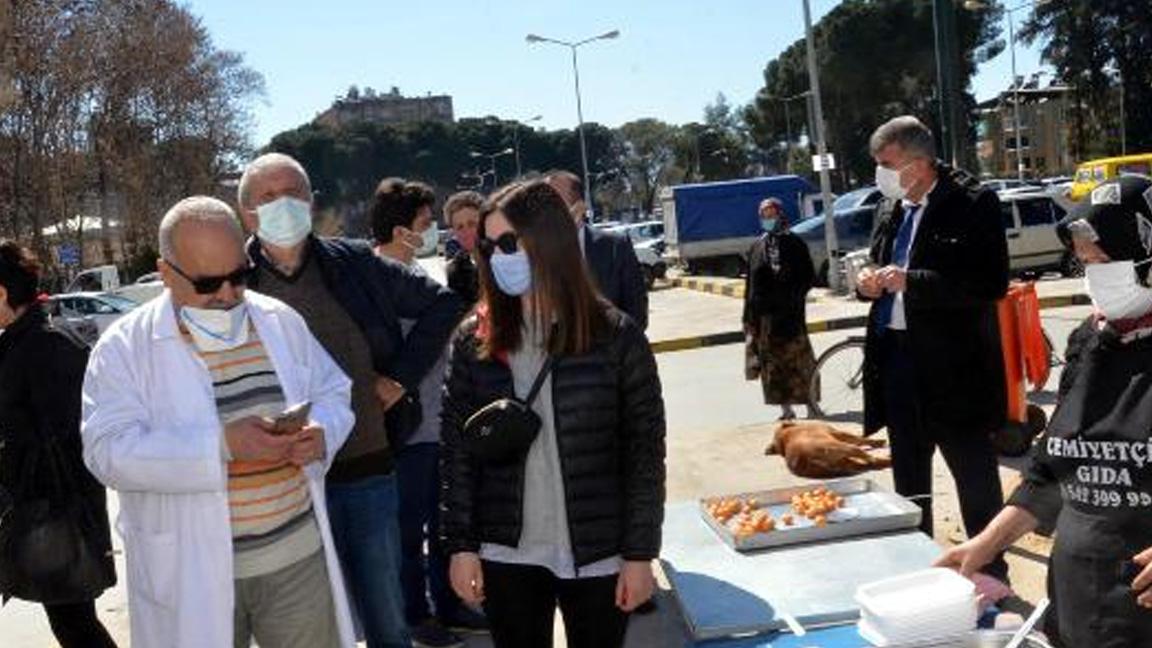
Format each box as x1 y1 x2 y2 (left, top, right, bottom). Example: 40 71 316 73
269 402 312 435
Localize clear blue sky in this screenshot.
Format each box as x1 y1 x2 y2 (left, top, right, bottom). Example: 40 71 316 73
184 0 1049 148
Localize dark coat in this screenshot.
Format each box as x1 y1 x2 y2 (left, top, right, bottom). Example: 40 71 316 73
583 226 649 331
247 235 466 392
0 307 115 602
742 230 815 338
862 164 1009 436
445 250 480 307
1008 327 1152 645
439 308 666 567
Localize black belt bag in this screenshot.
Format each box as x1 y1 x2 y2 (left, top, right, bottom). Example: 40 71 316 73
463 358 554 465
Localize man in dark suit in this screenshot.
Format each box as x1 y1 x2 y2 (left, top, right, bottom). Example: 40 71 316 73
546 170 649 330
856 116 1009 580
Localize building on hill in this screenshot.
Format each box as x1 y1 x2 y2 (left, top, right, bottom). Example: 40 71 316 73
315 86 454 128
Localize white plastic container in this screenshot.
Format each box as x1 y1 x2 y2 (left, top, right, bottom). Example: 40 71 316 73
856 568 978 645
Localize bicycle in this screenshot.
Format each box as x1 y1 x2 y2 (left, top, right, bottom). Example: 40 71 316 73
807 327 1064 424
807 335 866 424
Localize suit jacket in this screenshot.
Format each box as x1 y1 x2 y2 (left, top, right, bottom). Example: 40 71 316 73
583 226 649 330
861 163 1009 436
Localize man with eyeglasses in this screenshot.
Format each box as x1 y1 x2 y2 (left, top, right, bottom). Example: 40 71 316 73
81 196 358 647
235 153 465 648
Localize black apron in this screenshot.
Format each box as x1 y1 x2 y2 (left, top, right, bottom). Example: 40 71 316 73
1039 333 1152 646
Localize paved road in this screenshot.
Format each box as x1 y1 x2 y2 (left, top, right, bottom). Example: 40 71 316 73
0 305 1092 647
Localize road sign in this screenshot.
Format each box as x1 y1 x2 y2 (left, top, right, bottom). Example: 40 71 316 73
57 244 79 266
812 153 837 171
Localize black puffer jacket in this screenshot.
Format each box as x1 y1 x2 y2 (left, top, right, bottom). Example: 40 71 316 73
0 307 115 602
440 307 666 567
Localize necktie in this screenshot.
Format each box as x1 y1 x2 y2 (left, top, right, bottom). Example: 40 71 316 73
876 206 919 329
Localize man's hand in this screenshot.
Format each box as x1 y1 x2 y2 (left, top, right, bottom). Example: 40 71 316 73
615 560 656 612
224 416 296 462
856 267 884 299
878 265 907 293
288 423 326 467
374 376 407 412
1130 546 1152 608
450 552 485 605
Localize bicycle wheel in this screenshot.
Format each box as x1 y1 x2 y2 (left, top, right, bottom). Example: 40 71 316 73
808 337 867 424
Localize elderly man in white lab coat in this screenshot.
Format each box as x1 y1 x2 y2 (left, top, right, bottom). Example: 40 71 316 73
81 196 356 648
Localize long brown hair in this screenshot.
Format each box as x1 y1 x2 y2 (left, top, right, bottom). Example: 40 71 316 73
476 180 608 358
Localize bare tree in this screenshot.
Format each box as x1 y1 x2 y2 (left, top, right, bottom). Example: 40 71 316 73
0 0 263 279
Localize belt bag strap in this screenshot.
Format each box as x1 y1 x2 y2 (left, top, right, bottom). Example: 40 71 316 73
523 357 554 406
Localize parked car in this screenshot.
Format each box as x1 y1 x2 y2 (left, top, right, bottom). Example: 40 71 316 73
43 299 100 346
607 221 665 245
980 178 1042 193
792 206 878 285
998 190 1075 275
47 292 140 336
791 187 882 277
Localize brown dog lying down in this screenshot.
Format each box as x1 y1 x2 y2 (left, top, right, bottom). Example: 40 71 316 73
766 420 892 478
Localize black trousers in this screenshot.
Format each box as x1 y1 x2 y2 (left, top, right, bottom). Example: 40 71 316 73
481 561 628 648
43 600 117 648
882 330 1009 581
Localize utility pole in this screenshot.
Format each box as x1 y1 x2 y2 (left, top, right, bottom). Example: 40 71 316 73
802 0 841 292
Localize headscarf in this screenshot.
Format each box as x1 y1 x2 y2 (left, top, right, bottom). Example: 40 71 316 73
1057 175 1152 281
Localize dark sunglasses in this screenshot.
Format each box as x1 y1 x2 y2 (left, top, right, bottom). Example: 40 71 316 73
166 260 253 295
478 232 520 258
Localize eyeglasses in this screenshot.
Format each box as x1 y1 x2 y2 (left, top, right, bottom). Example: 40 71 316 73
477 232 520 258
166 259 253 295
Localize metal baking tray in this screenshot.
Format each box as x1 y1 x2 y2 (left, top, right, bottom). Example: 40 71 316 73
699 478 922 551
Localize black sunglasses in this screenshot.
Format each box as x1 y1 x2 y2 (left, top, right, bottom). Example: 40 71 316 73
166 260 253 295
477 232 520 258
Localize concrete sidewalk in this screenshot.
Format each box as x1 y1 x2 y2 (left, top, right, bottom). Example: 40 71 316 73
649 276 1089 354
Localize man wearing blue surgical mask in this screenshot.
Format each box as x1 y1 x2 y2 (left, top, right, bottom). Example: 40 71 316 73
236 154 466 648
855 116 1010 584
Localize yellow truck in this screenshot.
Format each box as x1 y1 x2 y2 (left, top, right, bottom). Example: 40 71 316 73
1070 153 1152 201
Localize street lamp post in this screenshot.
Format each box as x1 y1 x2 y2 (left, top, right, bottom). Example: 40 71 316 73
470 148 514 191
801 0 841 292
513 115 543 178
527 29 619 221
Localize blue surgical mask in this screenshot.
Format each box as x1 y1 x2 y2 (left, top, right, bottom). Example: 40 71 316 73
760 218 777 232
256 196 313 248
489 250 532 296
180 302 250 352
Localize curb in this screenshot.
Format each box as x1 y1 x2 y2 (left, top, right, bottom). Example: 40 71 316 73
669 276 745 299
651 292 1092 355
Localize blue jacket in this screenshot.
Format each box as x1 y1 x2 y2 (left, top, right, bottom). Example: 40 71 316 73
247 235 466 392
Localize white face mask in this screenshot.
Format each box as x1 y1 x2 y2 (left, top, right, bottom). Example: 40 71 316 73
416 225 439 257
256 196 313 248
875 163 913 200
180 302 250 352
1083 260 1152 322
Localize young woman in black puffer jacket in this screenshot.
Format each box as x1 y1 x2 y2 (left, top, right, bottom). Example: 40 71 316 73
440 180 666 648
0 241 117 647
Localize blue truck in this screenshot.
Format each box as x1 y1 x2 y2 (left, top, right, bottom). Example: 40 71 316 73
660 175 824 276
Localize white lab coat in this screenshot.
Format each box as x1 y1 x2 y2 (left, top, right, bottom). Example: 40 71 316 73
81 290 357 648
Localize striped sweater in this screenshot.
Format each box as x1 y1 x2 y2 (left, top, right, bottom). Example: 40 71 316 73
189 330 322 579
